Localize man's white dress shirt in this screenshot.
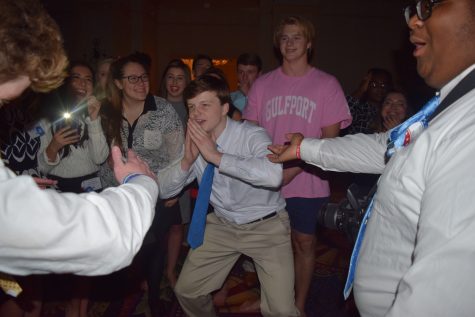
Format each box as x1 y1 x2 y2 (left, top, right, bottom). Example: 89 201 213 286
0 160 158 276
299 65 475 316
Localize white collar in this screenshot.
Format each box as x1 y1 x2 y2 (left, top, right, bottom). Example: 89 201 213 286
439 64 475 102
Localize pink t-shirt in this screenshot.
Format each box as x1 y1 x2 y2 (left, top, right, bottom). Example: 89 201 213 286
244 67 352 198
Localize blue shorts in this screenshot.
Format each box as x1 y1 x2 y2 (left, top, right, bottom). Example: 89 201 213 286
285 197 329 235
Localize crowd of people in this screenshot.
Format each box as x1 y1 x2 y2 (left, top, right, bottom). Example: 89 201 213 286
2 0 475 317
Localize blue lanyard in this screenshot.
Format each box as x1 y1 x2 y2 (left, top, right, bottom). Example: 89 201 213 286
386 94 440 160
344 94 441 299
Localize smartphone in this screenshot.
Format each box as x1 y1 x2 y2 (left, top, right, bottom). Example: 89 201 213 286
53 118 80 134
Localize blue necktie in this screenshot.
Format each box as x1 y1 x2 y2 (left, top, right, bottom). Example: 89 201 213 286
187 163 215 249
343 94 440 299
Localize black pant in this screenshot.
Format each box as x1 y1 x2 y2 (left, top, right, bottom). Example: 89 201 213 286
137 198 181 314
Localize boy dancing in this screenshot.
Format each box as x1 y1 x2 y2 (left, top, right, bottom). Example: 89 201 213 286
158 75 299 317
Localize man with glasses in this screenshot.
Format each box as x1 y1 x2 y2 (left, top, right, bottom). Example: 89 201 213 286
267 0 475 315
345 68 393 135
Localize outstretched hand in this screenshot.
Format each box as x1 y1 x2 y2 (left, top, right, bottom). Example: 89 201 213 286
111 146 156 184
267 133 304 163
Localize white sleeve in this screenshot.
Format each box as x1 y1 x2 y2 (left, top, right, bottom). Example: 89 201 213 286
85 117 109 165
218 128 282 188
158 155 195 199
37 121 61 174
299 132 389 174
0 163 158 276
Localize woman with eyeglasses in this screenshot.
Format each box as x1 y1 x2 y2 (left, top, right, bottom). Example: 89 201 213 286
349 89 412 196
100 52 184 316
371 90 411 133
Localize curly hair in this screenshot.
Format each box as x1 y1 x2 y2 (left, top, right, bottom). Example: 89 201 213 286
100 52 152 149
0 0 68 93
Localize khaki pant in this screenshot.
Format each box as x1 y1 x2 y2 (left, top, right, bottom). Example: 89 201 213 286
174 211 299 317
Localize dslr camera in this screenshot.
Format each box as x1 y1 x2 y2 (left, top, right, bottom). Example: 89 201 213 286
318 183 375 245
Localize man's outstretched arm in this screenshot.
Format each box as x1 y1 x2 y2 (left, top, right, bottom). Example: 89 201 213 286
0 146 159 276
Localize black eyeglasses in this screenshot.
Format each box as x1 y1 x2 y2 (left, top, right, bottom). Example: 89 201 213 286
404 0 445 24
122 73 149 84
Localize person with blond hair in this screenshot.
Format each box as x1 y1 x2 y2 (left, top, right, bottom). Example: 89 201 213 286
244 15 351 316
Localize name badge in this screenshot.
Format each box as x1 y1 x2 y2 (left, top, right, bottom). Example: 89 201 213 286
403 121 425 146
27 125 45 139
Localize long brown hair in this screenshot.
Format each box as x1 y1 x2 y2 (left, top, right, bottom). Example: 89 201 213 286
100 52 151 150
158 59 191 100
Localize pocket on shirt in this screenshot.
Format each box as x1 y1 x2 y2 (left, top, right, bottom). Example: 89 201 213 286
143 129 162 150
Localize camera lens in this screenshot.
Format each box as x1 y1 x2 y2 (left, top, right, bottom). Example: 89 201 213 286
318 202 340 230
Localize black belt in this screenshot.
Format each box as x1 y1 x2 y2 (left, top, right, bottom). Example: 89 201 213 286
247 211 277 224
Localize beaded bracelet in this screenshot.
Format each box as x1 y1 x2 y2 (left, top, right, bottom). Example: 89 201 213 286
296 145 301 159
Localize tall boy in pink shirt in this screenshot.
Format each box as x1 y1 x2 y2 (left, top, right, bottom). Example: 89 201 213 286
244 15 351 316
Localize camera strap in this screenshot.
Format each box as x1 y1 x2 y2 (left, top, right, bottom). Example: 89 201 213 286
385 95 440 160
343 196 375 299
428 67 475 122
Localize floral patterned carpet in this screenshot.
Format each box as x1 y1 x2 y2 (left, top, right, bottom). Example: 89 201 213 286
0 226 357 317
